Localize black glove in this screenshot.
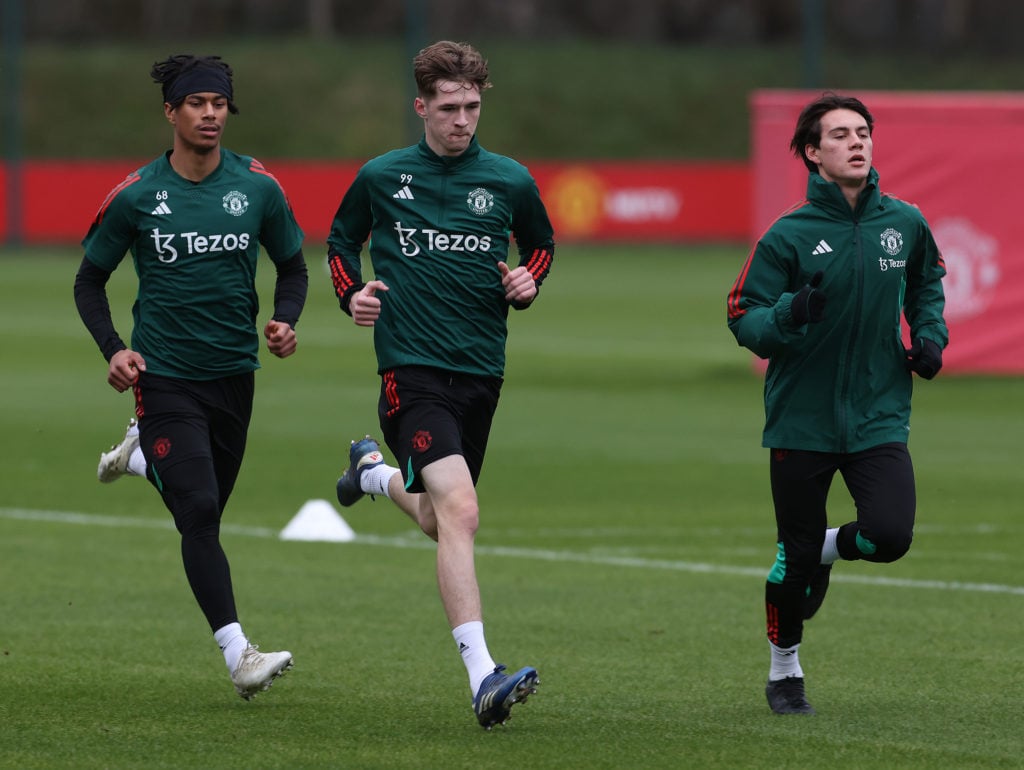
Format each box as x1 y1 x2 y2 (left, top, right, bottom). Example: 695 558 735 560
790 271 826 326
905 337 943 379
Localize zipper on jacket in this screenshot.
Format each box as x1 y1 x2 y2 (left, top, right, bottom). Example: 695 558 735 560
437 167 450 222
838 220 865 453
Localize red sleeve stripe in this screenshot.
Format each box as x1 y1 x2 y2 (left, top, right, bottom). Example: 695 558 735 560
727 245 758 319
328 253 355 295
524 248 552 280
249 158 298 212
248 158 284 191
93 172 141 225
727 199 809 319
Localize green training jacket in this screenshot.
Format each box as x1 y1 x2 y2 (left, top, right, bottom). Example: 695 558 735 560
727 168 948 453
327 136 555 379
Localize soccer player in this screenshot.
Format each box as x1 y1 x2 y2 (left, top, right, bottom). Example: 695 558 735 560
727 93 948 714
327 40 554 729
73 54 308 700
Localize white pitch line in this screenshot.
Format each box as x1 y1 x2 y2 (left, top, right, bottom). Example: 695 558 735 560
3 507 1023 597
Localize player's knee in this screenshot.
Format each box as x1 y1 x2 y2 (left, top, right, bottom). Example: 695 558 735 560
856 527 913 563
169 488 221 535
880 533 913 562
437 496 479 538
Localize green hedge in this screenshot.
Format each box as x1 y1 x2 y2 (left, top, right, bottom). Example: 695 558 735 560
10 37 1024 160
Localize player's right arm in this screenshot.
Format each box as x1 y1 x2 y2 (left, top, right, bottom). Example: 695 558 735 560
327 166 374 317
727 236 810 358
73 257 147 391
75 169 147 390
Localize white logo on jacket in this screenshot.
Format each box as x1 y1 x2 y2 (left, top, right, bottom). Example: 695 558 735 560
392 220 492 257
880 227 904 256
878 257 907 272
467 188 494 215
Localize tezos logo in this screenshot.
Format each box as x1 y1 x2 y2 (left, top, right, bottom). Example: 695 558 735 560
150 228 252 263
880 227 904 256
467 187 494 216
222 190 249 216
393 221 492 257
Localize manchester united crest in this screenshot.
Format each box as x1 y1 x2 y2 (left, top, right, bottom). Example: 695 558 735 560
880 227 904 256
467 187 494 216
222 190 249 217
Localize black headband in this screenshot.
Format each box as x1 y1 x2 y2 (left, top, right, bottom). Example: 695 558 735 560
163 64 234 108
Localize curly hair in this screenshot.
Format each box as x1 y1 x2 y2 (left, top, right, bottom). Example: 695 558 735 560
151 54 239 114
412 41 492 98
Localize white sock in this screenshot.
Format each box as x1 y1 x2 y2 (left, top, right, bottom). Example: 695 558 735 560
123 422 146 477
127 447 147 477
768 641 804 681
362 463 400 498
452 620 497 695
821 527 840 564
214 622 249 673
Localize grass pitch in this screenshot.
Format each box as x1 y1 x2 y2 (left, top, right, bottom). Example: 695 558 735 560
1 244 1022 769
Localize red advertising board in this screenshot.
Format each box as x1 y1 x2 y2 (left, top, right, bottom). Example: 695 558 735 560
0 159 749 245
751 90 1024 374
528 161 748 242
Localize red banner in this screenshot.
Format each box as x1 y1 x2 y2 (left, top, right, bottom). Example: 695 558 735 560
528 162 749 241
752 90 1024 374
1 159 749 245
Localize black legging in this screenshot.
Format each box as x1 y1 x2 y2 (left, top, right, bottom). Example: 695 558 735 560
135 371 254 631
765 442 916 648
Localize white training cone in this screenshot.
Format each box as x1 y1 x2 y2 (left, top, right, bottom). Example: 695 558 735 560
280 499 356 542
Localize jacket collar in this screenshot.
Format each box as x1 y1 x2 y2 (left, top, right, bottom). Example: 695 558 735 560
806 166 881 217
415 134 481 169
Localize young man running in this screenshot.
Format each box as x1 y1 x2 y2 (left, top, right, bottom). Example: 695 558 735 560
728 93 947 714
75 54 307 700
327 40 554 729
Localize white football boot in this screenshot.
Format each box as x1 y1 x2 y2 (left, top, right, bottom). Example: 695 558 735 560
230 645 294 700
97 418 140 483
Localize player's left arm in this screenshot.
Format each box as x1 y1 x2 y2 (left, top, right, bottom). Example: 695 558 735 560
253 163 308 357
903 217 949 350
265 250 308 359
506 175 555 310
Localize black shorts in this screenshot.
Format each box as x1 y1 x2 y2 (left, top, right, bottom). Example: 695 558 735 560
378 366 502 494
132 371 254 509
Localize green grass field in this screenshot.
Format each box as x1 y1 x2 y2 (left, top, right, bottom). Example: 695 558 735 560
1 245 1022 769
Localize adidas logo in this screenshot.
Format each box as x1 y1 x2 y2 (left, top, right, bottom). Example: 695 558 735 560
811 239 833 255
357 451 383 469
151 201 172 215
476 689 497 710
392 185 414 200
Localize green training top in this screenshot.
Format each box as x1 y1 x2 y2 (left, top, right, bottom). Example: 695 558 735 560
82 150 304 380
327 136 555 378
